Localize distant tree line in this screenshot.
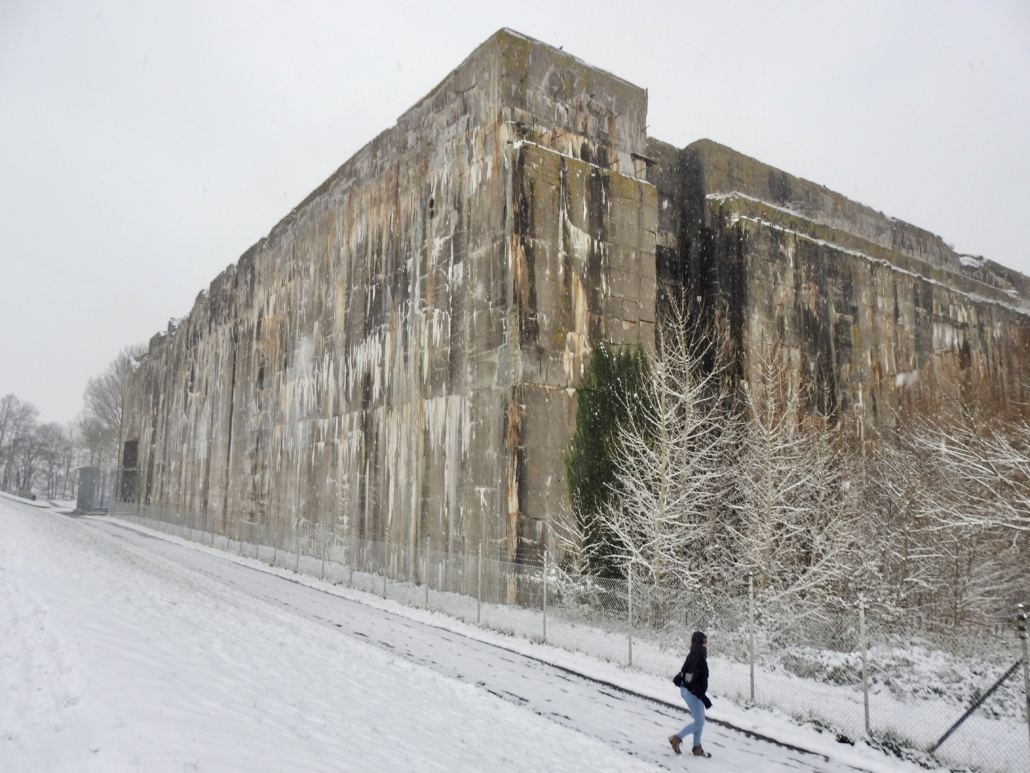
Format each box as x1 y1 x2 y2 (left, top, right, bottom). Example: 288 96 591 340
0 394 74 499
1 343 145 502
565 307 1029 637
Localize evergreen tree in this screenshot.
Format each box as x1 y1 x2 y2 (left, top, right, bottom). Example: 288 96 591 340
565 343 654 577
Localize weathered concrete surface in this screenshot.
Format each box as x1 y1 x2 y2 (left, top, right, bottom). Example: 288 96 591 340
648 138 1030 436
121 30 654 564
122 31 1030 566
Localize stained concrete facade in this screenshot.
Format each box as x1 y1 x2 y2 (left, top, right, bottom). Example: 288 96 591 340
120 30 655 563
647 138 1030 437
120 30 1030 564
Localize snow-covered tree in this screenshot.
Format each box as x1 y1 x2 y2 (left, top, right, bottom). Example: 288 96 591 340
921 401 1030 533
566 343 654 577
850 403 1027 632
859 430 950 621
902 403 1030 626
728 350 864 634
598 308 737 592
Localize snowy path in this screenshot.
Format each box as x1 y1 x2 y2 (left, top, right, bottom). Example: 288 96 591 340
1 498 868 771
83 517 842 771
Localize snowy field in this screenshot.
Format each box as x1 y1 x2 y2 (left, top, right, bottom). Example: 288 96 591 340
0 495 991 772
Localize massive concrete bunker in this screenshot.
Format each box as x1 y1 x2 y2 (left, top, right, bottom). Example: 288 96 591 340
119 29 1030 566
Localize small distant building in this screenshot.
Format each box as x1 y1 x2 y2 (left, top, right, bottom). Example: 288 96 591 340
76 467 106 513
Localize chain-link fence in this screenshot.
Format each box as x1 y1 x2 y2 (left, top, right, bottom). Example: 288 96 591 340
105 488 1029 773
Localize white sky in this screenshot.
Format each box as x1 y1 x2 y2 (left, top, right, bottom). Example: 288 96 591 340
2 0 1028 424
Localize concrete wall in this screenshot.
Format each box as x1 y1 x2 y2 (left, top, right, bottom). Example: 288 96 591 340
647 138 1030 437
121 30 654 563
122 31 1030 566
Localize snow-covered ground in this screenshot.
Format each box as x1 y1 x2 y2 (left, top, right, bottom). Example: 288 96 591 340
0 495 1009 772
2 497 660 772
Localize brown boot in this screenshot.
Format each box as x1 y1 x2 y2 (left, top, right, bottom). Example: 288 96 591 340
668 735 682 754
692 745 709 757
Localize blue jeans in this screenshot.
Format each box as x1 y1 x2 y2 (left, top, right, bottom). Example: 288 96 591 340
676 686 705 747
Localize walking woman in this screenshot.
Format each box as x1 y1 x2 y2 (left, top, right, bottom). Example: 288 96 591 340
669 631 712 757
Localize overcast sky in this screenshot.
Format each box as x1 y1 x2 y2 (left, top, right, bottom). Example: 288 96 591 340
2 0 1028 424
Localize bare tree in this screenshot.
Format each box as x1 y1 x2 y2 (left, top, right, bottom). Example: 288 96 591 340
835 400 1030 634
0 394 17 490
0 393 19 453
598 310 737 592
36 422 75 499
726 351 865 637
859 431 951 621
60 421 78 498
1 396 39 493
730 360 814 594
79 344 146 470
892 403 1030 626
919 402 1030 533
76 414 111 468
12 423 45 496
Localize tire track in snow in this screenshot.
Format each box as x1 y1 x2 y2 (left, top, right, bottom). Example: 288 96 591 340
84 517 862 772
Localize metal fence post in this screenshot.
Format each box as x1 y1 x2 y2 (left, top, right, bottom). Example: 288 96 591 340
542 548 548 643
859 592 870 737
627 565 634 667
320 524 326 579
749 572 755 704
424 542 430 609
477 543 482 624
1018 604 1030 753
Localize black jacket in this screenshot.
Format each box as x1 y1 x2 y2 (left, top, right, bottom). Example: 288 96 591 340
678 649 709 701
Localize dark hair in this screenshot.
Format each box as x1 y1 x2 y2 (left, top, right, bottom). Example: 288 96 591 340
690 630 707 654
